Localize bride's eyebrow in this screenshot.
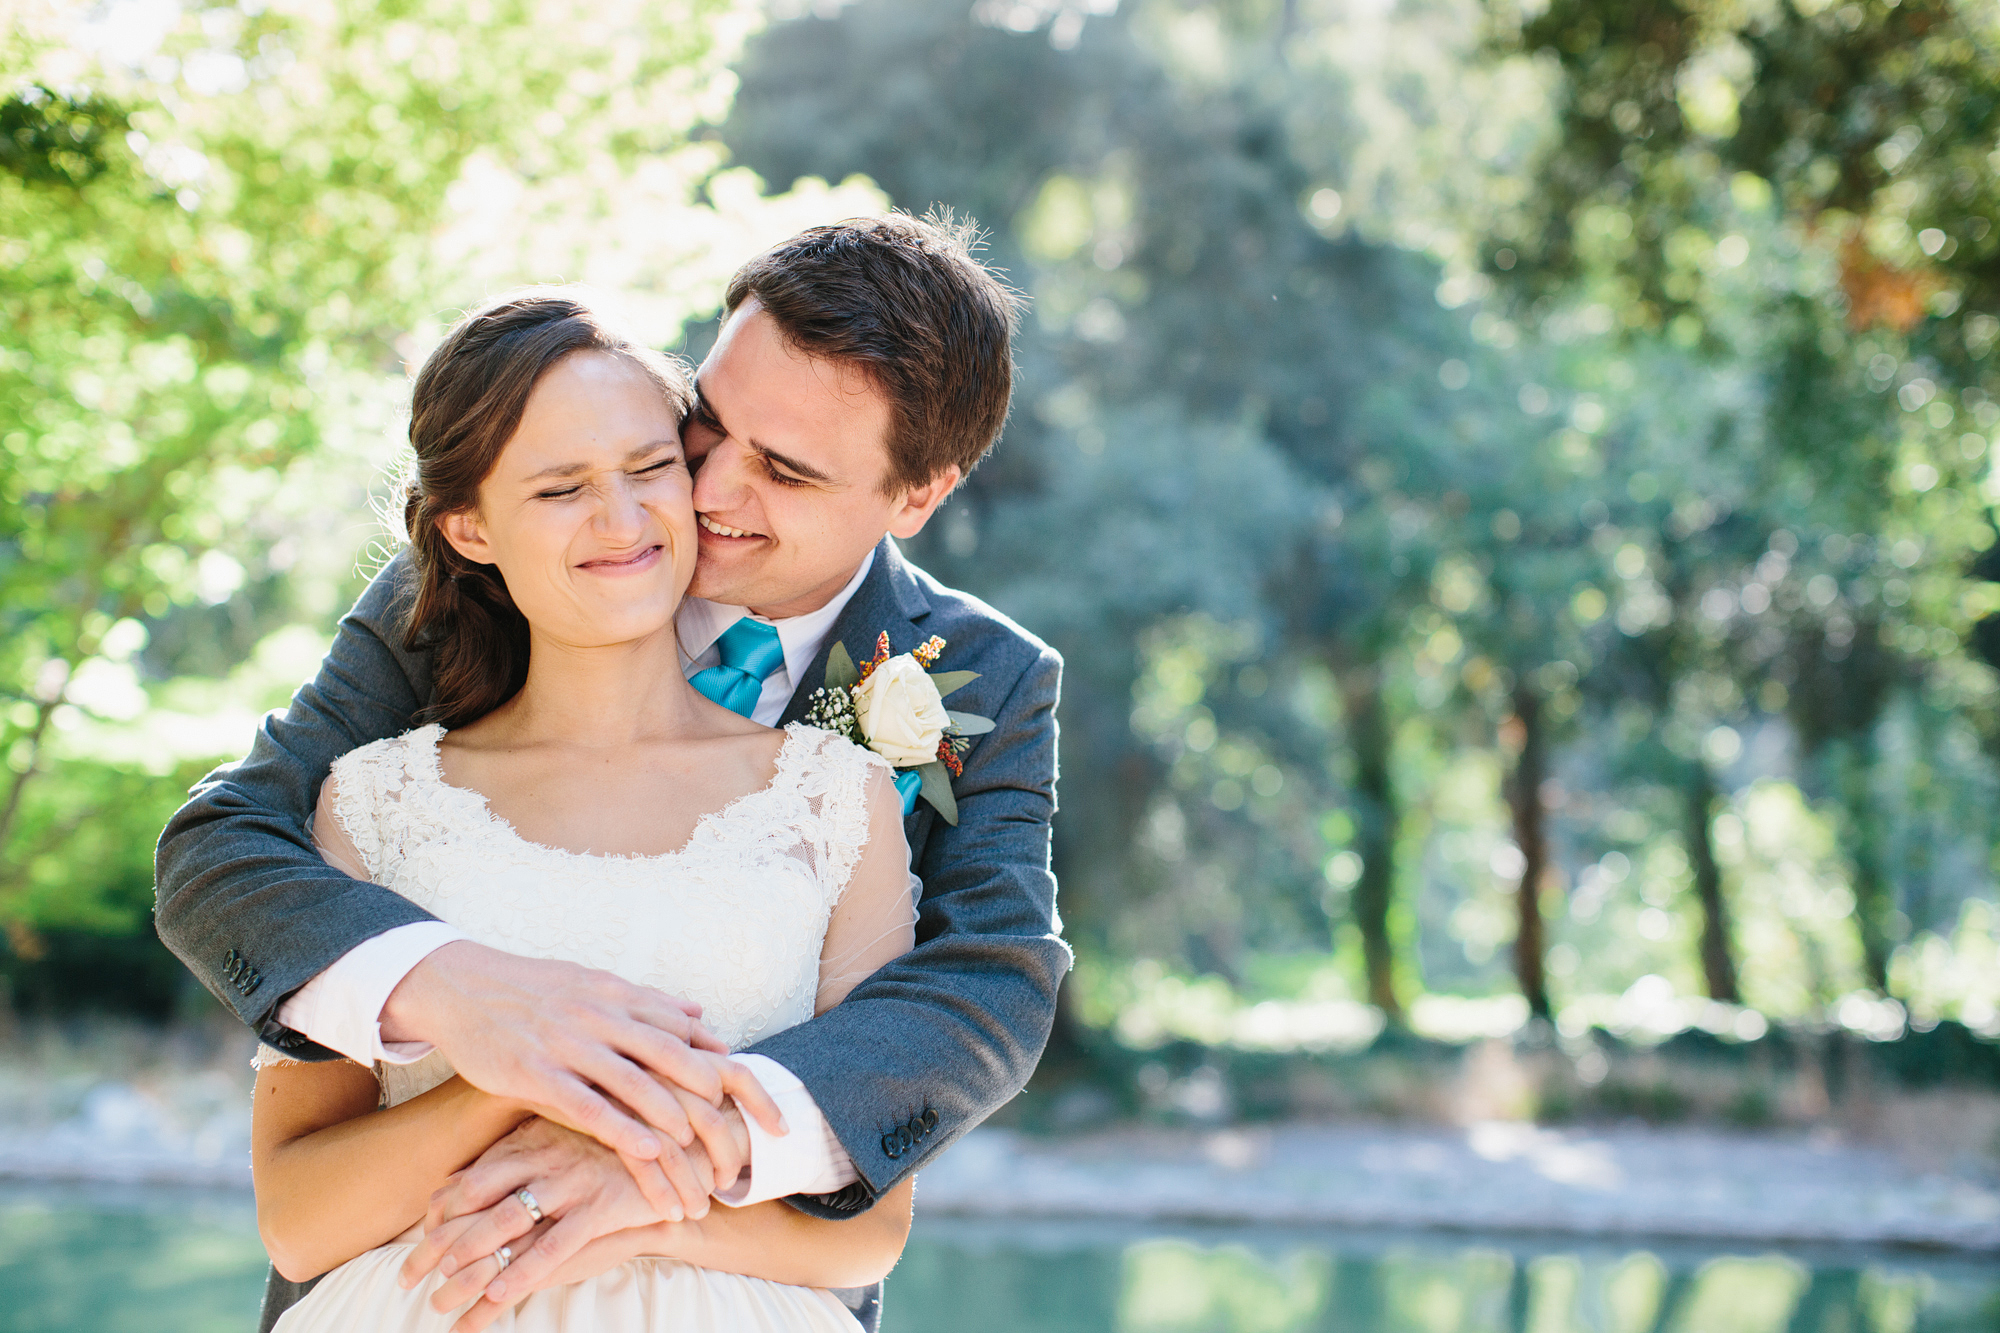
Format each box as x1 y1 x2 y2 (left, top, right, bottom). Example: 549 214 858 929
521 440 679 482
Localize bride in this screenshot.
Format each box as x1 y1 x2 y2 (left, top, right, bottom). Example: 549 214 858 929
249 293 918 1331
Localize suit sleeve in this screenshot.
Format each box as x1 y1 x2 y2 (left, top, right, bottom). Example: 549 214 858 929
153 551 443 1058
745 644 1072 1216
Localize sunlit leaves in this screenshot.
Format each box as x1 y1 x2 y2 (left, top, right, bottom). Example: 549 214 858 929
0 0 759 915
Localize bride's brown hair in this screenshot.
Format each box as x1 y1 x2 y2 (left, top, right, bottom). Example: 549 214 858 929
400 294 695 728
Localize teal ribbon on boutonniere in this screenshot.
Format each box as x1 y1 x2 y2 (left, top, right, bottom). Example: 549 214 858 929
802 632 993 824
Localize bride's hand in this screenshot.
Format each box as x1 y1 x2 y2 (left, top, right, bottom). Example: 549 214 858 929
400 1108 747 1313
433 1223 663 1333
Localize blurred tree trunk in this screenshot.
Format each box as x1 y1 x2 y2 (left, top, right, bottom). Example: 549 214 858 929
1834 744 1893 992
1684 763 1741 1003
1503 684 1551 1021
1341 669 1402 1022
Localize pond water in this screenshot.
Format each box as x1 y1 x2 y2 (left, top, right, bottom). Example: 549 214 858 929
2 1185 1994 1333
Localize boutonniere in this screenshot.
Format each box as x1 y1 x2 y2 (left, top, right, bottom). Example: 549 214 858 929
803 633 993 824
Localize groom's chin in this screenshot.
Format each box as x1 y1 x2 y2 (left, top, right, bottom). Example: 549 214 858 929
688 553 760 606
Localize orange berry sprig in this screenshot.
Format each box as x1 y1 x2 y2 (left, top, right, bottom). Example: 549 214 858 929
856 631 894 684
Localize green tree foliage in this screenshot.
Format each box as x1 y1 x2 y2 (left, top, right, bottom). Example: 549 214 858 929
721 0 1493 1021
12 0 2000 1054
1483 0 2000 997
719 0 2000 1048
0 0 753 966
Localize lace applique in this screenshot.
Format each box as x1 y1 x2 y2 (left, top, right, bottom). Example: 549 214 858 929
252 1042 306 1071
311 723 886 1099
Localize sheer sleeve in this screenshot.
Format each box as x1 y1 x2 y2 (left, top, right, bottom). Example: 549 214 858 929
814 763 918 1014
309 770 373 883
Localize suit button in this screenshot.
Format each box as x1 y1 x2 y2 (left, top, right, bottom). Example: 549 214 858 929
881 1134 901 1159
896 1126 913 1150
922 1108 938 1131
906 1116 925 1140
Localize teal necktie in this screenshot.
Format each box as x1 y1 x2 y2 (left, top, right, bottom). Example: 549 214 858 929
691 618 785 718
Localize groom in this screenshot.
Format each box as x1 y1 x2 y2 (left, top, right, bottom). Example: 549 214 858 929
154 213 1069 1330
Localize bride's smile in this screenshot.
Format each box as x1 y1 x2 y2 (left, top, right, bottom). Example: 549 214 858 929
437 349 698 652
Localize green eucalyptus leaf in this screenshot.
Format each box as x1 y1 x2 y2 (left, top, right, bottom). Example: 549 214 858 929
946 711 996 736
917 759 958 826
928 670 979 698
826 642 859 690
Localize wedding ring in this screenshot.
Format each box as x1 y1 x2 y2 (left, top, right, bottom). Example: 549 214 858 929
493 1245 513 1274
516 1188 544 1224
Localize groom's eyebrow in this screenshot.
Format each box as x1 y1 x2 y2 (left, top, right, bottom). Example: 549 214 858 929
693 383 835 484
523 441 678 482
754 443 834 484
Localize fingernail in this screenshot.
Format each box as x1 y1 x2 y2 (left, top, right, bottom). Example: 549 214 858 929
637 1135 661 1158
667 1205 683 1222
487 1280 506 1300
439 1258 457 1278
778 1116 790 1133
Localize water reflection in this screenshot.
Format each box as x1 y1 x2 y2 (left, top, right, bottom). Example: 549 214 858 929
882 1219 2000 1333
1 1188 1993 1333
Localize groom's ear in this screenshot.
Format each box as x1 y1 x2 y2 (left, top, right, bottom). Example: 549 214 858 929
438 510 497 566
885 465 962 541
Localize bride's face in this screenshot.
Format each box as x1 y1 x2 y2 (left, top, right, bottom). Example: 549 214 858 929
439 351 696 650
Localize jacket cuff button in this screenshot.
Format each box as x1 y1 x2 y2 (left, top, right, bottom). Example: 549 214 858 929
880 1134 901 1159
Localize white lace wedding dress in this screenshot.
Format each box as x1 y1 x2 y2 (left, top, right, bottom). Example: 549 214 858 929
266 722 887 1333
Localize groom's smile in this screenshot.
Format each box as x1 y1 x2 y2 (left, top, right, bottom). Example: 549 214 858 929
695 513 764 541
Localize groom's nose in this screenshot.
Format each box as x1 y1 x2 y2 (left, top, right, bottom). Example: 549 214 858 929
691 435 753 511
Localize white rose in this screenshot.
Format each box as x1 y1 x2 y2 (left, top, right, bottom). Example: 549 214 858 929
851 654 951 767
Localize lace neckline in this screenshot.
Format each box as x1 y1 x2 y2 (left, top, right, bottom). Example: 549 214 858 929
409 722 814 865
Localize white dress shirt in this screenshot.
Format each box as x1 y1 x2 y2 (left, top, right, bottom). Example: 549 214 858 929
277 549 880 1204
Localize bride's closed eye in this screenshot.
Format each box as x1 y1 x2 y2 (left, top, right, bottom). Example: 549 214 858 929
531 453 684 501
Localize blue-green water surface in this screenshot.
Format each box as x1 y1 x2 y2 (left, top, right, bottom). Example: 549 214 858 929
1 1186 1993 1333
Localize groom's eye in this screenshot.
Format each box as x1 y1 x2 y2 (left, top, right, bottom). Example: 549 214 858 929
760 457 810 488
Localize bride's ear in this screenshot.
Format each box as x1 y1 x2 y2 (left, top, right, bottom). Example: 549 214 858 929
438 509 497 566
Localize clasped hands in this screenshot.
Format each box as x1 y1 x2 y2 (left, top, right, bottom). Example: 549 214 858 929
382 943 784 1330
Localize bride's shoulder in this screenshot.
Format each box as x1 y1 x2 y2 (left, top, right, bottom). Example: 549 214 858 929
326 723 447 791
782 723 891 776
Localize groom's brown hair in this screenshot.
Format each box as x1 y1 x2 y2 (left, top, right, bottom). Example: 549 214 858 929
723 211 1023 494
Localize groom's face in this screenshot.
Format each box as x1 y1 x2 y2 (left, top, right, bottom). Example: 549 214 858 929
684 299 957 619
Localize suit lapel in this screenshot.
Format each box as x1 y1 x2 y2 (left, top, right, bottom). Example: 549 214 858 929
778 537 932 727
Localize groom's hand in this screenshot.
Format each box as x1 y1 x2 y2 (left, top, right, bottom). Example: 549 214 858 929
381 941 782 1162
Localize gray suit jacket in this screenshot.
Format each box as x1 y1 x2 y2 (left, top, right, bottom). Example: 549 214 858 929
154 537 1069 1331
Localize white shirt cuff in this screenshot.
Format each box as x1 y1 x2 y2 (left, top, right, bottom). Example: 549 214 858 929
274 922 467 1066
714 1053 857 1205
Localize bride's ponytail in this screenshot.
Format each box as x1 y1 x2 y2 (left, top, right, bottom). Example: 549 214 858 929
399 294 695 728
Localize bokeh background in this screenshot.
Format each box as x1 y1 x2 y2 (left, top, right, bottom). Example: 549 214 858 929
8 0 2000 1246
9 2 2000 1329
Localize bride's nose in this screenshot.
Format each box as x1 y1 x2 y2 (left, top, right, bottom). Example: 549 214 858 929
593 475 647 544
